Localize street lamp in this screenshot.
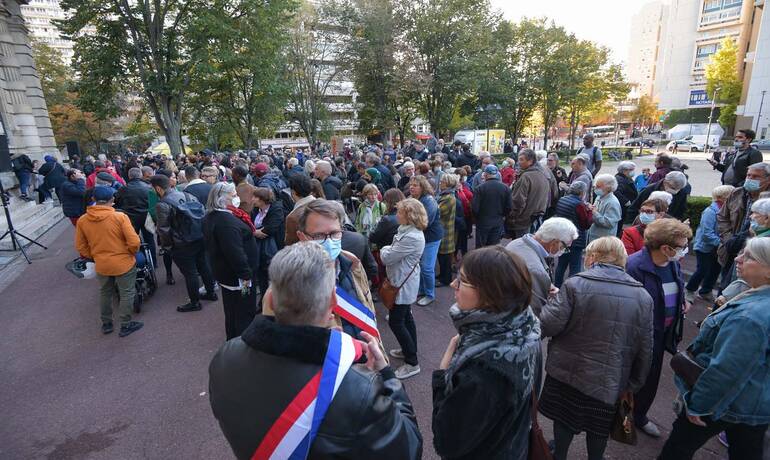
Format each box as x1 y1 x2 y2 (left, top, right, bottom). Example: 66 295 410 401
755 90 767 133
705 86 720 156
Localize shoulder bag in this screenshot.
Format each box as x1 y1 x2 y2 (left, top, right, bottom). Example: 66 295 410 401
378 259 419 310
670 348 705 389
528 388 553 460
610 391 637 445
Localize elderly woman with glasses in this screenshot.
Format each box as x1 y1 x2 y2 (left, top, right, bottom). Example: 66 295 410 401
540 236 653 460
659 237 770 460
432 246 541 460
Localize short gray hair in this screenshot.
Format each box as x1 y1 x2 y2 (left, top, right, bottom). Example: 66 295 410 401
574 153 590 164
287 157 298 167
535 217 579 243
316 160 332 175
128 167 142 180
141 166 154 177
298 199 345 233
518 148 537 163
748 162 770 177
403 161 414 170
366 153 381 165
617 161 636 173
744 237 770 269
751 198 770 216
269 242 336 325
568 181 587 196
649 190 673 205
206 181 235 211
664 171 688 190
594 173 618 192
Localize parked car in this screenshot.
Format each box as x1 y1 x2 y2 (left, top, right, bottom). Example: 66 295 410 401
666 139 701 152
625 138 656 147
751 139 770 151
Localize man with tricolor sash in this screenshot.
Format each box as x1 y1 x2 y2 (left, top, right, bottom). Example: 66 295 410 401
208 242 422 459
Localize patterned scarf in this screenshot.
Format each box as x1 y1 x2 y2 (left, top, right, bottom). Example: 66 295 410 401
227 205 256 233
445 304 541 394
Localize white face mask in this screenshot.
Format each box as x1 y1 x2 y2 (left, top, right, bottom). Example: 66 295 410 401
231 196 241 208
552 249 566 258
667 245 688 262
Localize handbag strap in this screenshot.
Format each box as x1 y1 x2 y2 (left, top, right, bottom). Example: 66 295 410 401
396 259 420 290
530 386 540 428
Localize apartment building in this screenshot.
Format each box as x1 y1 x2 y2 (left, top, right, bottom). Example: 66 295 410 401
20 0 75 62
627 1 668 98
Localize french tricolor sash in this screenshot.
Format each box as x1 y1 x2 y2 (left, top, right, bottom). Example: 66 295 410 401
333 286 380 339
252 329 363 460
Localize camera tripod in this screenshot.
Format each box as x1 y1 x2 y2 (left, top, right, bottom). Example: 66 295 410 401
0 178 47 263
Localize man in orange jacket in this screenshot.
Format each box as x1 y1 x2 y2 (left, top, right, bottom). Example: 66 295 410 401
75 186 144 337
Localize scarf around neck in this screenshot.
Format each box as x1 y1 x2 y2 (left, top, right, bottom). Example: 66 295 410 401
445 304 541 394
227 204 256 233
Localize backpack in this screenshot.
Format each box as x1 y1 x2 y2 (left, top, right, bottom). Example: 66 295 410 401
164 192 205 243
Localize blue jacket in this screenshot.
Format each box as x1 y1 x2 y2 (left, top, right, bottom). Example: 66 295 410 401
679 287 770 425
693 202 721 253
626 247 685 354
634 174 649 192
60 178 86 218
419 194 444 243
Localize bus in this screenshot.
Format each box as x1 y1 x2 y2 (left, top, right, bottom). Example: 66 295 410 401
586 125 614 138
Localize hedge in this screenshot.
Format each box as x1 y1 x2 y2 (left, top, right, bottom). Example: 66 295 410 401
684 195 712 234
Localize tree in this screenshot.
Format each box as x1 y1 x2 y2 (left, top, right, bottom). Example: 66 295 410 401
49 103 115 153
58 0 209 157
662 107 720 128
31 40 71 107
190 0 296 150
631 95 659 131
705 37 742 129
538 25 579 150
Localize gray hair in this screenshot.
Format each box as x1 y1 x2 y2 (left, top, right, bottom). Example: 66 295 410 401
535 217 579 243
403 161 414 170
268 242 336 325
748 162 770 177
141 166 154 177
744 237 770 269
649 190 673 205
594 173 618 192
518 148 537 163
751 198 770 216
304 160 315 175
128 167 142 180
206 181 235 211
287 157 298 167
316 160 332 175
664 171 688 190
547 153 560 162
366 153 382 165
574 153 590 164
568 181 588 196
298 199 346 233
617 161 636 173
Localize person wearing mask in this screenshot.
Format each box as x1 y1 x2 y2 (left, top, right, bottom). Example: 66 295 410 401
506 217 578 315
409 176 443 307
152 174 218 312
75 186 144 337
507 149 552 239
615 161 638 236
202 182 258 339
539 236 653 460
208 243 422 460
708 128 764 187
437 174 457 287
315 160 342 201
576 133 603 177
470 153 497 189
61 169 86 226
471 165 511 248
686 185 735 302
622 198 667 256
354 184 386 239
647 154 674 184
587 174 622 242
635 167 651 192
380 198 427 379
626 218 693 438
658 237 770 460
184 166 214 204
717 163 770 285
749 198 770 238
432 246 541 460
629 171 690 221
553 182 593 287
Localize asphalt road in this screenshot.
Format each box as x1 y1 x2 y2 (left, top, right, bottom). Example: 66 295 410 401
1 220 730 460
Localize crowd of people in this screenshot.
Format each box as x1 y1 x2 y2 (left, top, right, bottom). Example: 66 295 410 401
49 128 770 459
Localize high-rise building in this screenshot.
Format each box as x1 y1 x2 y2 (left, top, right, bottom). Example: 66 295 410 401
735 1 770 137
20 0 75 62
627 1 668 98
655 0 760 111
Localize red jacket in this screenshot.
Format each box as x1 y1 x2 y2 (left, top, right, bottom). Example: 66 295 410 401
456 184 474 221
622 225 645 255
86 167 126 188
501 166 516 186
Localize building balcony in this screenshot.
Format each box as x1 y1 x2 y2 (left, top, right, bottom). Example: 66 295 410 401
699 7 741 27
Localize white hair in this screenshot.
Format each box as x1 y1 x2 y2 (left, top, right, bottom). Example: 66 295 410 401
594 173 618 192
649 190 673 205
403 161 414 170
316 160 332 175
748 162 770 177
304 160 316 175
287 157 298 167
751 198 770 216
744 237 770 269
535 217 579 243
206 181 236 211
664 171 688 190
269 242 336 325
617 161 636 173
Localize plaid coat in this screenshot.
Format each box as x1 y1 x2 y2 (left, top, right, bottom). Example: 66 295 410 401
438 190 456 255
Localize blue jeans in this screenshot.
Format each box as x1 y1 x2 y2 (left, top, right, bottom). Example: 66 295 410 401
419 239 440 299
686 249 720 295
555 248 584 288
15 170 31 196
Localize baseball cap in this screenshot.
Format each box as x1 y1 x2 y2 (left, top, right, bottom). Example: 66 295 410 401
483 165 499 175
93 185 115 202
254 163 269 174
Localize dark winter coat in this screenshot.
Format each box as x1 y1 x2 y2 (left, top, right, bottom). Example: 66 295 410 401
114 178 151 231
472 177 512 230
60 178 86 218
202 210 258 287
369 211 400 249
321 175 343 201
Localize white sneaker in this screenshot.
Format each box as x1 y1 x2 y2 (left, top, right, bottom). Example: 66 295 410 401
199 282 219 295
639 421 661 438
416 296 434 307
389 349 404 359
395 364 420 379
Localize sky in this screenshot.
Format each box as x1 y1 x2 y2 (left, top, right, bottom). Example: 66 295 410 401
490 0 646 66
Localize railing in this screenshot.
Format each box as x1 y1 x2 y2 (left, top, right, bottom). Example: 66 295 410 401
700 7 741 26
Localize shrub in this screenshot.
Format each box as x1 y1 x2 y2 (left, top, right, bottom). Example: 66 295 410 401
684 195 713 234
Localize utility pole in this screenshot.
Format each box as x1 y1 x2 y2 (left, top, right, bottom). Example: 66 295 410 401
705 86 720 156
755 90 767 133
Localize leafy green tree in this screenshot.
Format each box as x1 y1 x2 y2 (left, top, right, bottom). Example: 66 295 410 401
662 108 720 127
705 37 742 129
31 40 71 107
631 95 659 131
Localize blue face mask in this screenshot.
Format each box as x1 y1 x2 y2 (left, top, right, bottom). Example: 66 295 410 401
734 141 744 149
594 188 604 197
751 220 768 233
639 212 656 225
744 178 761 192
316 237 342 260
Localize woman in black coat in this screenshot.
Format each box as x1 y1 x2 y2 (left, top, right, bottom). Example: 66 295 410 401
614 161 639 236
202 182 259 340
251 187 285 308
38 156 66 201
60 169 86 225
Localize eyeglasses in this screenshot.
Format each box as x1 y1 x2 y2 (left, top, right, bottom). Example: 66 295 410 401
451 274 474 289
305 230 343 243
558 241 572 254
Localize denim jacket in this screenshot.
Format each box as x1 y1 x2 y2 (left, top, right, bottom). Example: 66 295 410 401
693 202 721 253
677 286 770 425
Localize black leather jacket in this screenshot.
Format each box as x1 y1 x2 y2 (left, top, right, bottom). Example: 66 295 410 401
209 316 423 460
114 178 150 231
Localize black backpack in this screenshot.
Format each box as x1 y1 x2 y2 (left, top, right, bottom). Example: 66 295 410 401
164 192 205 243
